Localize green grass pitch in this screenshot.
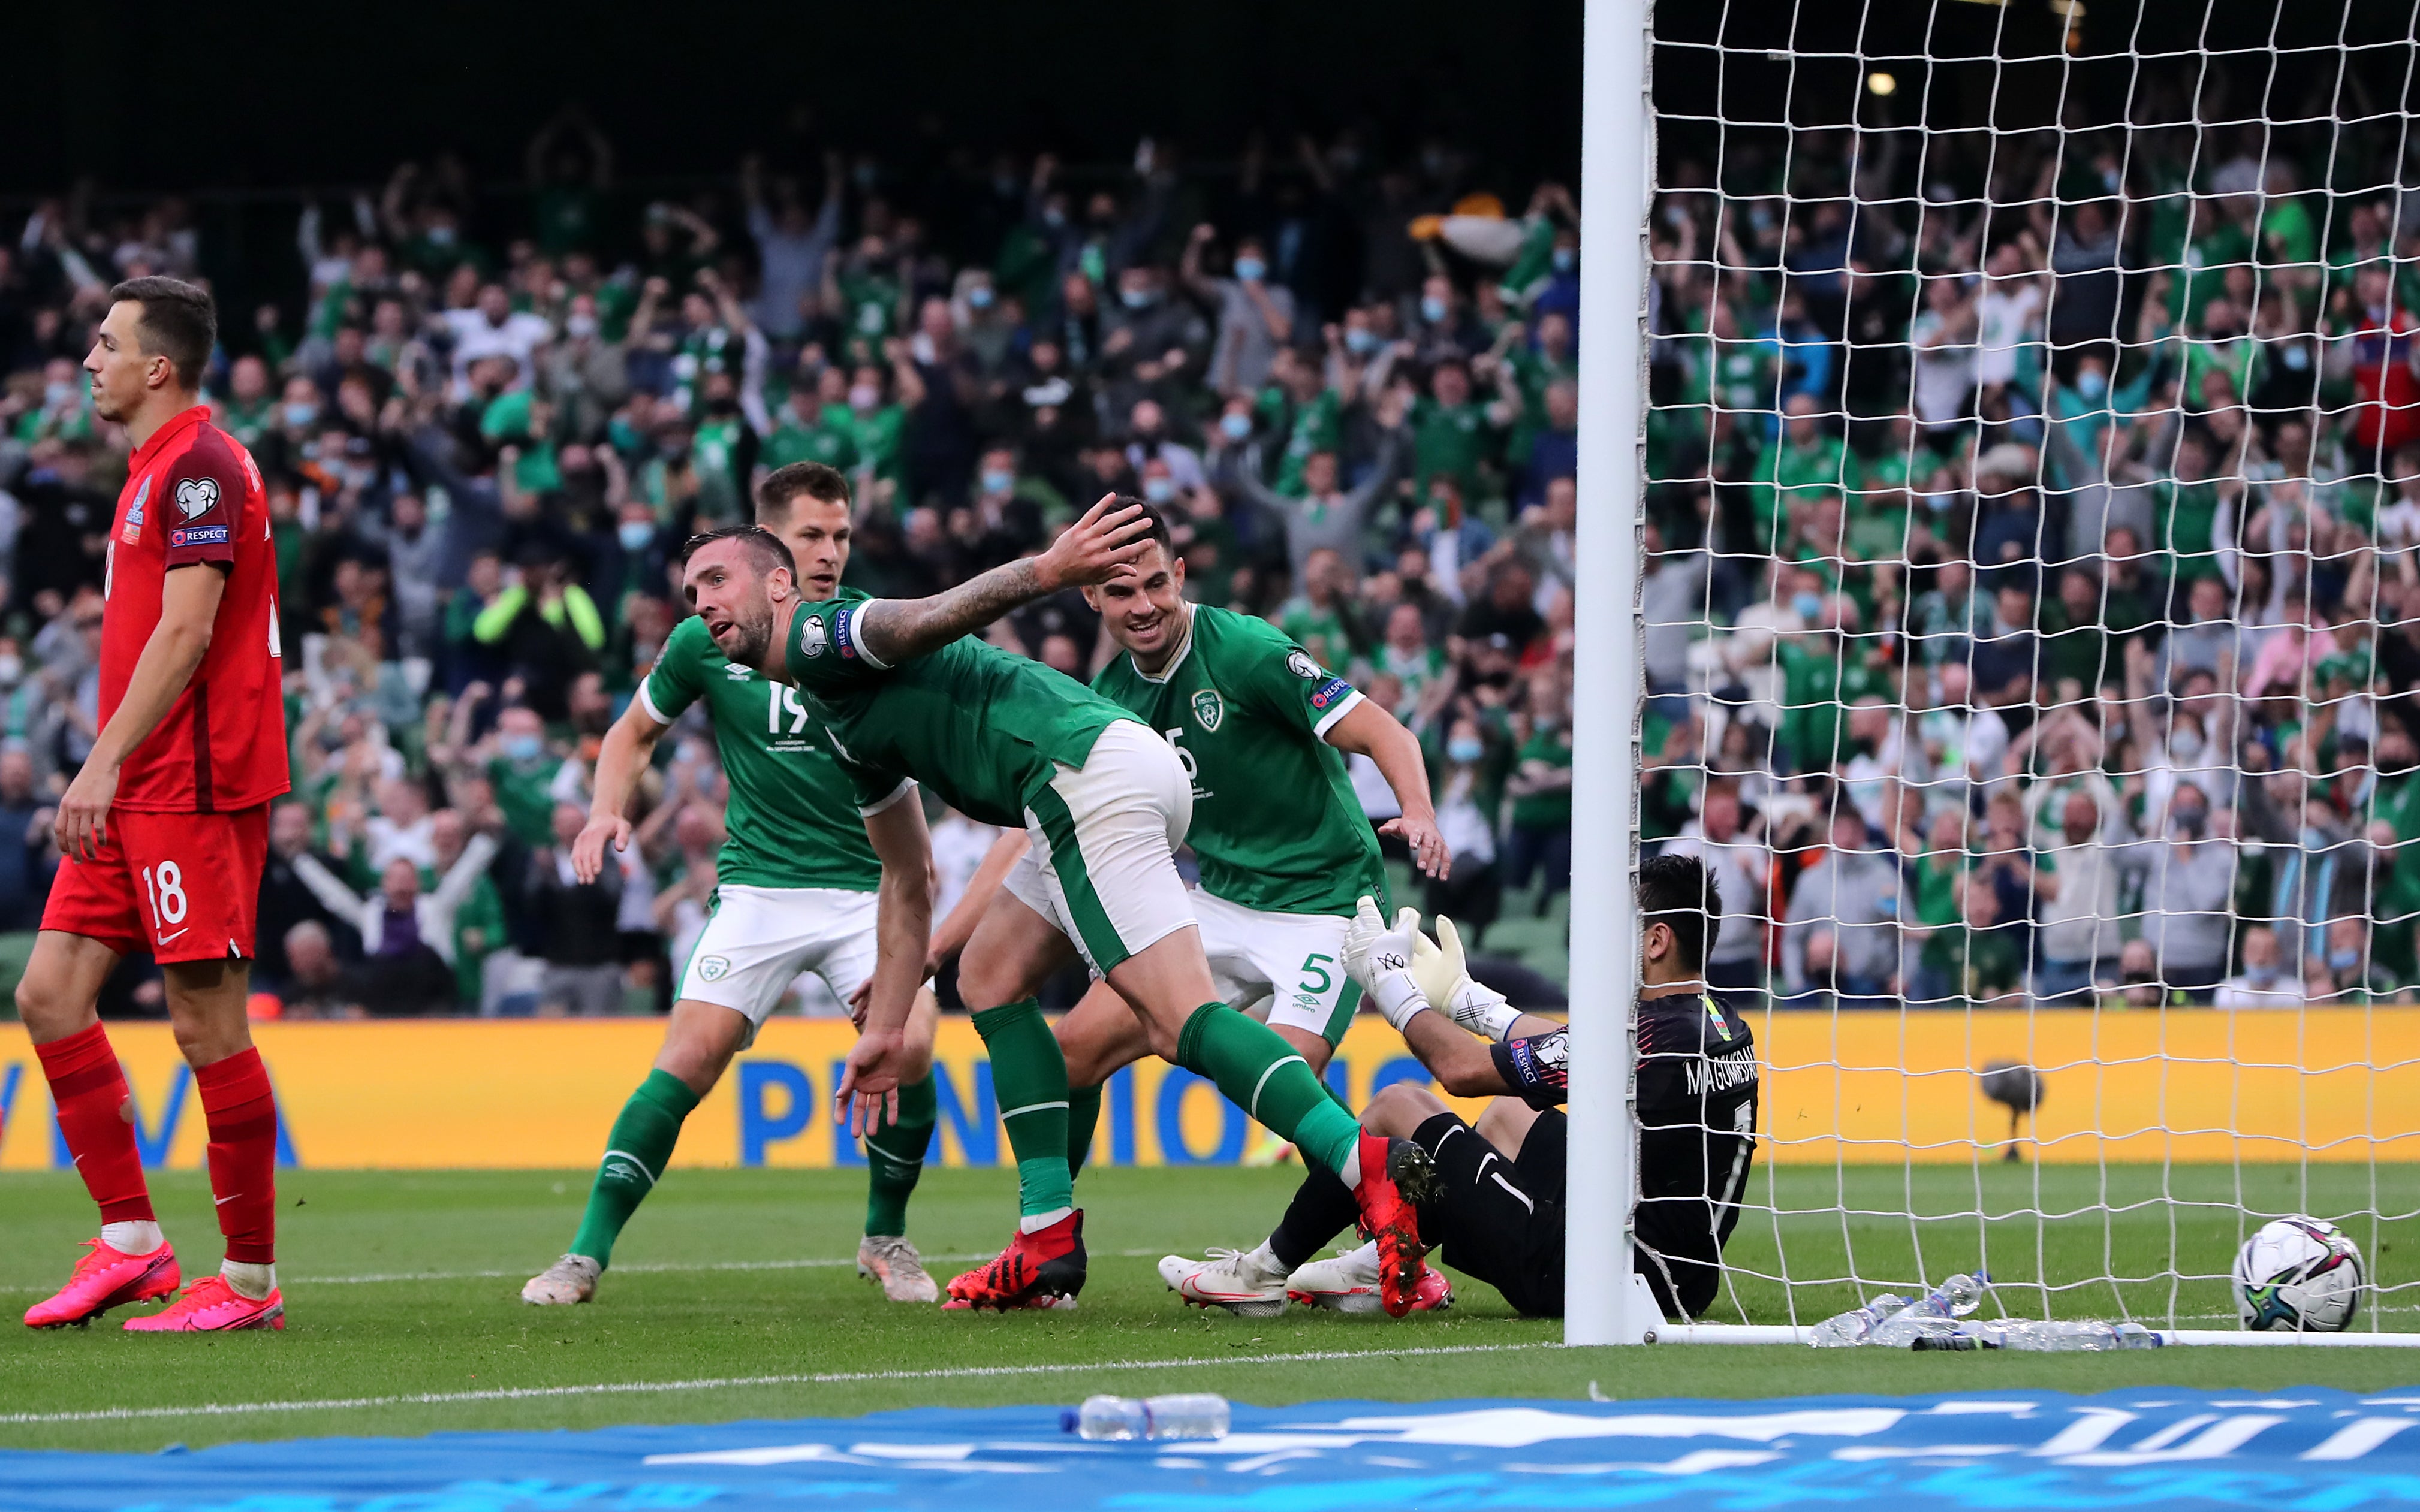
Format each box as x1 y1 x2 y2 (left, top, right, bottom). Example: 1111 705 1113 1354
1 1164 2415 1454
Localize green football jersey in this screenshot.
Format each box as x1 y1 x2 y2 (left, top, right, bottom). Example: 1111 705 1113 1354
784 599 1137 829
641 613 893 892
1092 606 1386 916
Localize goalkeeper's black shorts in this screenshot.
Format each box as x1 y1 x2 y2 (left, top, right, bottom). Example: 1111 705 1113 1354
1411 1109 1568 1318
1411 1107 1750 1321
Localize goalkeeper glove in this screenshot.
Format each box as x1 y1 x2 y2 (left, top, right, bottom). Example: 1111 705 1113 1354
1415 915 1521 1042
1342 895 1430 1030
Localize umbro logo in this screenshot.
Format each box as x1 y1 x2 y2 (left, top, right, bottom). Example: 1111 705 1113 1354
725 663 754 680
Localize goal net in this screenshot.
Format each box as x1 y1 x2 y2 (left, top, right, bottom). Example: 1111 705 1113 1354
1627 0 2420 1339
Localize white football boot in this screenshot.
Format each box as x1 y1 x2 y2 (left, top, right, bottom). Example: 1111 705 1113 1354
521 1253 601 1305
857 1235 942 1303
1157 1244 1289 1317
1287 1240 1454 1314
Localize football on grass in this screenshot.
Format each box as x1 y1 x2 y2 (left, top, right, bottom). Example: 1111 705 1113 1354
2233 1217 2365 1333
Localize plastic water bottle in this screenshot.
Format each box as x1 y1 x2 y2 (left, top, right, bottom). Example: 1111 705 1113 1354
1972 1319 2163 1352
1871 1273 1989 1347
1062 1393 1232 1441
1807 1293 1911 1347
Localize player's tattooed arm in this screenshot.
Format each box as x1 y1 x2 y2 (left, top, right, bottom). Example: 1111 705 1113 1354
852 494 1153 665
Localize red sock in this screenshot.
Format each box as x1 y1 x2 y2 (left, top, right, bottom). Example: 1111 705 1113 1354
34 1023 153 1226
195 1048 276 1266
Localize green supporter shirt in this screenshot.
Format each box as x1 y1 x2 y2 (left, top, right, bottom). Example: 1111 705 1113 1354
1410 397 1499 497
1091 606 1387 917
783 599 1135 829
1509 725 1574 832
644 613 893 892
762 411 860 473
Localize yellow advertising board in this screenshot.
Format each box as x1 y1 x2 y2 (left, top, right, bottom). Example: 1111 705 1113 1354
0 1009 2412 1171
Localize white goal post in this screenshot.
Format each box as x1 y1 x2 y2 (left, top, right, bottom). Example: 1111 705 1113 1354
1570 0 2420 1347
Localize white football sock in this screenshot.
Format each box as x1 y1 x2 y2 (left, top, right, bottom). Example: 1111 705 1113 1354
1243 1241 1285 1280
101 1220 164 1256
1019 1206 1073 1235
220 1260 276 1300
1338 1142 1363 1190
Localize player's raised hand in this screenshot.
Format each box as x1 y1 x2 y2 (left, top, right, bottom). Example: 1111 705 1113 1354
1034 494 1154 591
836 1029 907 1137
1379 810 1452 879
570 812 631 885
53 760 117 864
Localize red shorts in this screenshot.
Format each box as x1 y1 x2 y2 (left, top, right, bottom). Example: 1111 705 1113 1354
41 804 270 963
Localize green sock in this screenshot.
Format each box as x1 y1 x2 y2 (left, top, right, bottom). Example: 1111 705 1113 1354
1066 1082 1104 1175
864 1072 936 1238
971 998 1074 1220
571 1068 699 1267
1176 1004 1361 1177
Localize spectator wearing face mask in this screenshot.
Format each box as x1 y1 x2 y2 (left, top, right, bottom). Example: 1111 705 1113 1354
2214 925 2299 1007
1182 224 1295 394
1424 712 1507 936
2114 786 2237 1002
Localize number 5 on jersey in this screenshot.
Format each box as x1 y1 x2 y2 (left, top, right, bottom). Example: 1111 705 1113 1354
142 861 189 935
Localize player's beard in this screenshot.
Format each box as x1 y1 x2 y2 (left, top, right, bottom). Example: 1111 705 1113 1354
718 600 776 671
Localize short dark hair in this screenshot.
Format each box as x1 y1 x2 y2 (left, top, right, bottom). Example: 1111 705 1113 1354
1640 852 1721 976
682 524 796 583
758 461 850 522
109 276 216 391
1123 496 1175 561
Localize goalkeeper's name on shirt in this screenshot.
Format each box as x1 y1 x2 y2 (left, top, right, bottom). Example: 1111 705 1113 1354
1684 1048 1762 1098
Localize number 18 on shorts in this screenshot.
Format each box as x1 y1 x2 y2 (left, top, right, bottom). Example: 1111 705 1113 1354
40 804 271 963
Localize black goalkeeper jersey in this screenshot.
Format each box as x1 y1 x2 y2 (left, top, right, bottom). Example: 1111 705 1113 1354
1481 989 1760 1317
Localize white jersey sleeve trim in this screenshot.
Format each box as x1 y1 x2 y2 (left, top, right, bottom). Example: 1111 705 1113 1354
1312 687 1366 740
634 677 674 728
858 777 917 817
847 602 894 671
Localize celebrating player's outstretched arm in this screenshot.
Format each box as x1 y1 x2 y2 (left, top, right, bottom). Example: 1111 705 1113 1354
844 493 1155 668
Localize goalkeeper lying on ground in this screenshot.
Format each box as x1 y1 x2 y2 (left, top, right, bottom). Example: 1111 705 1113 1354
1158 853 1759 1320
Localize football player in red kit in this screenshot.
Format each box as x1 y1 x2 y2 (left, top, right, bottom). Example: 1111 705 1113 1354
19 276 291 1332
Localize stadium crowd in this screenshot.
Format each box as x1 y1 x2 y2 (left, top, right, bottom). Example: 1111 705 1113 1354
5 70 2418 1020
1644 75 2420 1010
0 122 1580 1018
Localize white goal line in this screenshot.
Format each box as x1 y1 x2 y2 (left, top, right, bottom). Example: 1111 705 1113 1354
0 1342 1555 1426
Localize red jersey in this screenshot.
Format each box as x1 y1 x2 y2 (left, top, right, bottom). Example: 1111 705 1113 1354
102 404 290 814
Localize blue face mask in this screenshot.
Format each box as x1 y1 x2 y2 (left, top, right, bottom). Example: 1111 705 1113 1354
2329 947 2361 971
1345 327 1378 356
1121 288 1155 310
2076 369 2108 402
1551 248 1577 274
2246 964 2281 988
967 285 995 310
504 734 543 763
284 402 318 429
1144 477 1177 503
1219 412 1253 441
1420 295 1449 325
617 522 654 551
1448 737 1485 764
1234 256 1267 282
1793 591 1824 621
980 469 1015 496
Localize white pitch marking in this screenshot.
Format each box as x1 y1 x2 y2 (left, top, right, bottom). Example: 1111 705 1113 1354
0 1342 1553 1427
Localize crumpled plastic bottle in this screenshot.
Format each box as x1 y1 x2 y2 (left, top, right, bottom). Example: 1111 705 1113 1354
1808 1292 1912 1347
1870 1272 1990 1346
